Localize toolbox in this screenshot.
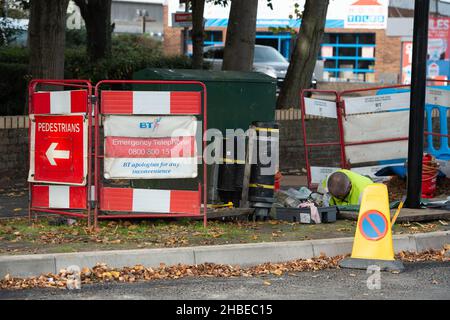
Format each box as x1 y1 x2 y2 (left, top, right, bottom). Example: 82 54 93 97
275 206 337 223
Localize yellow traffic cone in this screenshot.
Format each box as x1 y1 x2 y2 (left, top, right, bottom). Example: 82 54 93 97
339 183 404 272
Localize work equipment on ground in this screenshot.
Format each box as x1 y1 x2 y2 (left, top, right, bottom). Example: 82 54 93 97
276 206 337 224
248 121 279 219
421 154 439 198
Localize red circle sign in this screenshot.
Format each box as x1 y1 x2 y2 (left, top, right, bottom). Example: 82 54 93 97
358 210 388 241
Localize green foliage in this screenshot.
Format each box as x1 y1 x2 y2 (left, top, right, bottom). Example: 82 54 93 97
269 26 297 35
0 34 194 115
65 28 87 48
0 61 29 115
0 45 28 62
0 18 23 46
289 2 303 20
205 0 273 8
65 34 192 83
206 0 229 7
0 0 29 18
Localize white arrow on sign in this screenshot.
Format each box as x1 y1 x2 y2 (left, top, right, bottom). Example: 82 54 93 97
46 142 70 166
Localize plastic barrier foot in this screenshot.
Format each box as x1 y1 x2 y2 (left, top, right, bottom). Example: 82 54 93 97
339 257 405 272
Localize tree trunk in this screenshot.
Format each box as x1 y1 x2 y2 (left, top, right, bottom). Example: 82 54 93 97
28 0 69 79
191 0 205 69
222 0 258 71
74 0 112 62
276 0 329 109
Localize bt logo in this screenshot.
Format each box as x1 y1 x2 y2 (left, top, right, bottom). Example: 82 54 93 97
139 117 162 131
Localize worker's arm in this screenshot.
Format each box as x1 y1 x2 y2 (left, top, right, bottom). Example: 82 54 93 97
329 196 336 206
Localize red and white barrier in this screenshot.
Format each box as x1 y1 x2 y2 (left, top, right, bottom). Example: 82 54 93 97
31 185 87 209
100 187 200 214
101 91 201 115
32 90 88 114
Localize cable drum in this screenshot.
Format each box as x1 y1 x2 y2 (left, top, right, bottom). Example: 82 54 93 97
421 154 439 198
249 121 279 204
217 133 247 204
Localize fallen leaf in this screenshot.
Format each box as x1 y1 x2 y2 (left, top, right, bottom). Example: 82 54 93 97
13 208 22 212
81 267 91 276
211 233 223 238
272 269 283 276
349 273 356 277
134 265 144 271
263 281 271 286
414 222 426 228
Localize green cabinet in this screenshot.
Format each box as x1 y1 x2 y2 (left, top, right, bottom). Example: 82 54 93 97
132 68 277 133
130 68 277 198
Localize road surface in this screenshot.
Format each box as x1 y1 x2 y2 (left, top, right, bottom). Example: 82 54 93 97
1 261 448 300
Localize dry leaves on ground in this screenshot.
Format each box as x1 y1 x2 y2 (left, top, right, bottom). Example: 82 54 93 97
2 249 448 290
0 254 342 290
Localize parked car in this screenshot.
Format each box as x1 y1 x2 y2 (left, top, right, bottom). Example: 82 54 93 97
203 44 317 92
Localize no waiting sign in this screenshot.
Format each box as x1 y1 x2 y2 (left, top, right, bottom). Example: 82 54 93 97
28 114 88 185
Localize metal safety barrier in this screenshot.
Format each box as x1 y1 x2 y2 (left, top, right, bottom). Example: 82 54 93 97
93 80 208 228
27 79 94 226
300 81 450 189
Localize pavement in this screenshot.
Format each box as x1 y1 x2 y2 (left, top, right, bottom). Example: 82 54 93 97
0 193 28 219
1 261 448 300
0 230 448 279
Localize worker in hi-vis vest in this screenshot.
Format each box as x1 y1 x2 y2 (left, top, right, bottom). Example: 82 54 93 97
325 169 373 206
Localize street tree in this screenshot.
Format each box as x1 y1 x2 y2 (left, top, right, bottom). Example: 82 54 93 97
74 0 112 62
190 0 229 69
28 0 69 79
276 0 329 109
222 0 259 71
191 0 206 69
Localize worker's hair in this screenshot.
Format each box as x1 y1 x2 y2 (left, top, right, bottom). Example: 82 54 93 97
327 172 351 199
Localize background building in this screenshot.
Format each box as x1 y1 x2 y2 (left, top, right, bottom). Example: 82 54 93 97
67 0 165 39
164 0 450 84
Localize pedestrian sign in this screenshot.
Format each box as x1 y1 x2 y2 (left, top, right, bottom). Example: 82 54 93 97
28 114 88 185
359 210 388 241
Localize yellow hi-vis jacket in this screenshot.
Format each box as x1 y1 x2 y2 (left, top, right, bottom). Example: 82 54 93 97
326 169 374 206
